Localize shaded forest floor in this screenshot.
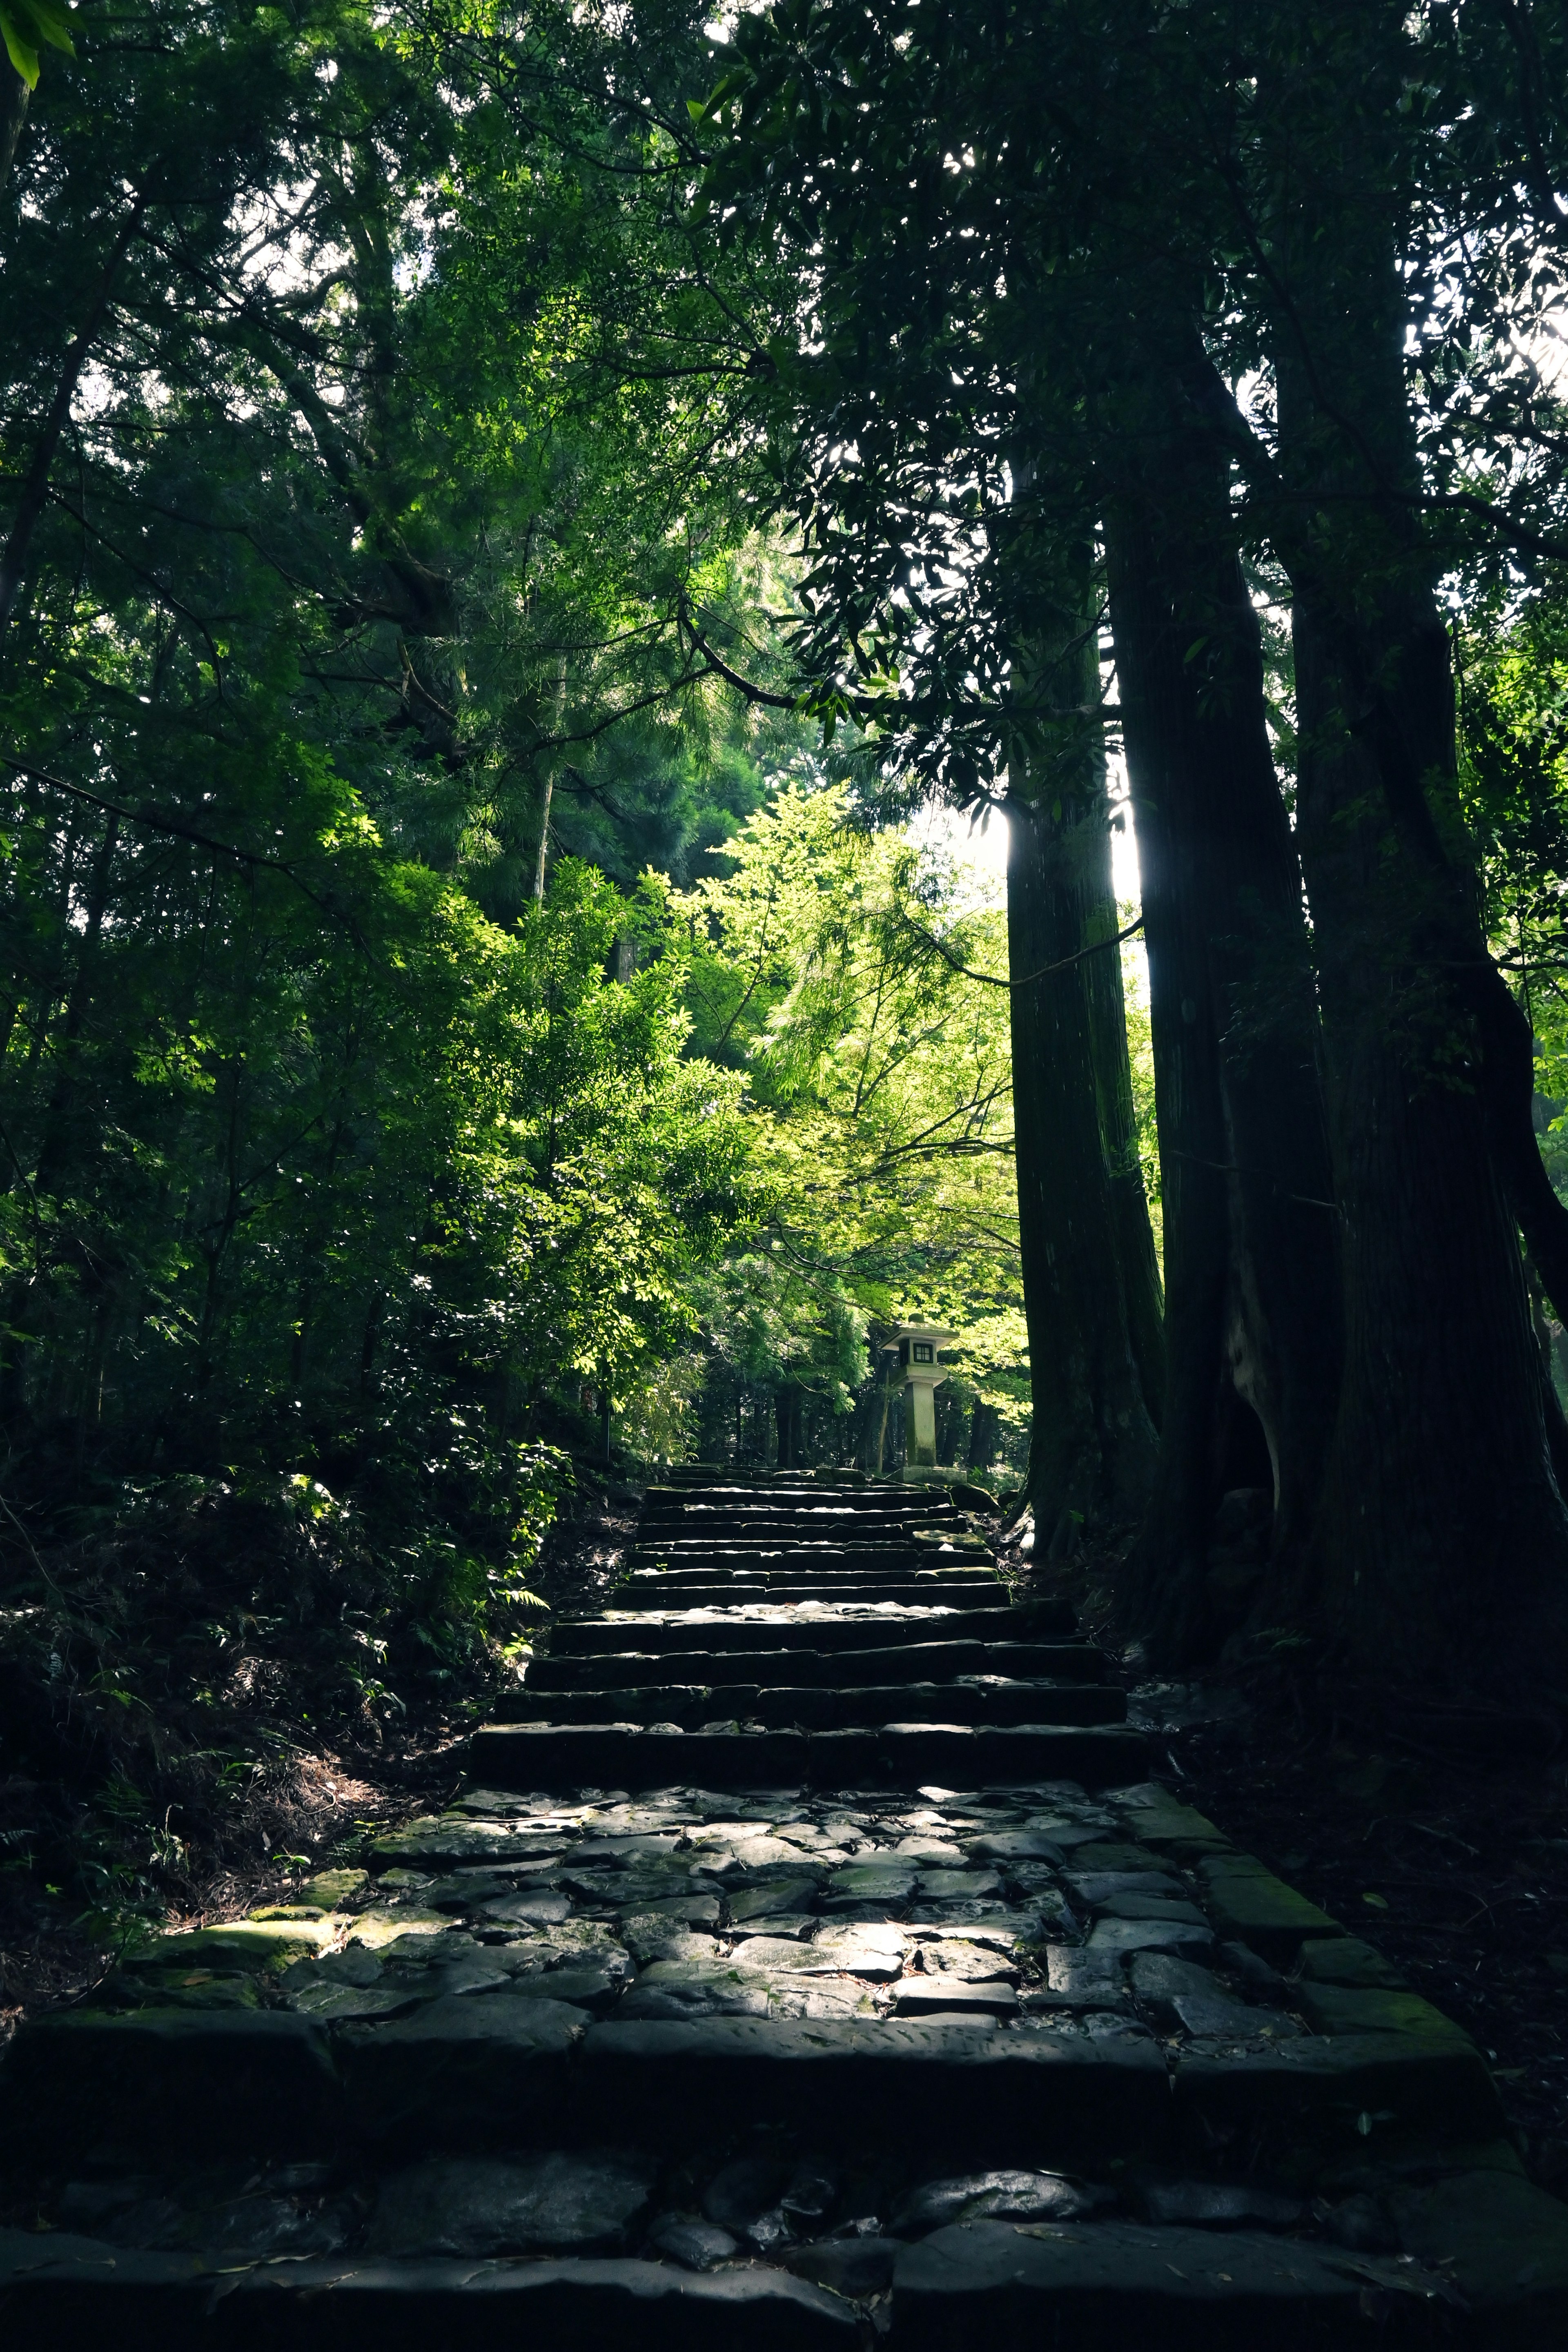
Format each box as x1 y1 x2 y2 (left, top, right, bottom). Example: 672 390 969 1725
1171 1695 1568 2197
4 1472 1567 2223
0 1470 641 2045
1033 1535 1568 2207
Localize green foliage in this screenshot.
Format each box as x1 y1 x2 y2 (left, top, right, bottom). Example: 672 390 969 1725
0 0 71 90
1461 592 1568 1208
675 785 1030 1458
0 0 783 1903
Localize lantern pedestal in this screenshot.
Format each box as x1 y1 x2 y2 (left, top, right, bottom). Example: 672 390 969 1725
886 1323 957 1470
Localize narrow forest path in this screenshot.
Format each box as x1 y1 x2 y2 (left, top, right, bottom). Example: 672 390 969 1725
2 1470 1567 2345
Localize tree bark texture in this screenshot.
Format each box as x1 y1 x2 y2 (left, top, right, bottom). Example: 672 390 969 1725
1007 595 1160 1548
1107 485 1341 1664
1262 16 1568 1690
0 66 27 195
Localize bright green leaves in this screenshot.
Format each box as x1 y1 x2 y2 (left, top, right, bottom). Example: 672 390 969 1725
2 0 73 90
675 782 1028 1437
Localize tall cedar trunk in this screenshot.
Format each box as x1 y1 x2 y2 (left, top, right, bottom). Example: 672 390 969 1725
1107 481 1341 1662
775 1384 802 1470
1081 780 1166 1424
1291 588 1568 1686
1 815 121 1419
1007 592 1159 1548
1264 13 1568 1692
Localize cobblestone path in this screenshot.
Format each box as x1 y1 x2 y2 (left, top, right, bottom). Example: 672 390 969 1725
3 1470 1567 2346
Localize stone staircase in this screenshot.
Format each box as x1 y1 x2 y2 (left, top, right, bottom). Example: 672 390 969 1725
3 1467 1566 2346
472 1472 1143 1790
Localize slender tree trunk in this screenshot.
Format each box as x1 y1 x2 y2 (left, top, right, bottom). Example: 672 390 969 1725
1081 759 1166 1426
0 200 145 630
1107 474 1340 1662
0 66 28 194
30 812 118 1196
534 658 568 903
967 1399 999 1472
1007 583 1159 1548
865 1375 892 1477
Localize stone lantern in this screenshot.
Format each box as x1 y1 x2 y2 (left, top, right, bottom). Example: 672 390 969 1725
889 1323 957 1470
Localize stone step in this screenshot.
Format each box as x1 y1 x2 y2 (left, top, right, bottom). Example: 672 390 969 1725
630 1539 981 1561
634 1529 971 1548
641 1490 913 1511
466 1721 1148 1790
622 1566 995 1588
550 1601 1075 1657
640 1488 962 1508
2 2008 1170 2172
639 1524 968 1543
644 1471 890 1482
631 1528 985 1548
3 1990 1506 2178
645 1476 897 1493
493 1679 1129 1730
612 1581 1001 1612
2 2206 1533 2350
527 1639 1106 1692
639 1496 940 1515
0 2234 859 2352
884 2216 1470 2348
10 1766 1561 2350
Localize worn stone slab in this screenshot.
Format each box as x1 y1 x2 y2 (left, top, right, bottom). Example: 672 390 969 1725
617 1960 776 2020
548 1601 1077 1656
782 2237 904 2295
890 2218 1448 2348
339 1993 582 2148
1388 2167 1568 2348
773 1922 907 1978
0 2243 857 2352
1196 1855 1340 1962
1071 1868 1188 1904
366 2152 655 2255
1294 1936 1408 1990
898 2175 1101 2234
574 2016 1172 2167
510 1681 1127 1731
1108 1786 1236 1855
893 1977 1018 2018
369 1817 579 1869
528 1641 1104 1692
727 1880 822 1921
125 1919 338 1973
964 1829 1068 1864
1174 2031 1505 2166
0 2227 227 2348
469 1721 1147 1793
1290 1984 1473 2045
1087 1915 1216 1960
1032 1946 1129 2009
0 2009 339 2160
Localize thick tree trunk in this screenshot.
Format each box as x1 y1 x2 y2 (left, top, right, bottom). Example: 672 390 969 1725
1291 584 1568 1690
1261 26 1568 1693
1007 590 1160 1548
1107 482 1341 1663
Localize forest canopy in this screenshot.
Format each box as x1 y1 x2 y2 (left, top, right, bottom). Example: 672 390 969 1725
7 0 1568 1936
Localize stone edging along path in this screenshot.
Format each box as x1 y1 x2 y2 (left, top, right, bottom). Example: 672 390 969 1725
3 1470 1568 2348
